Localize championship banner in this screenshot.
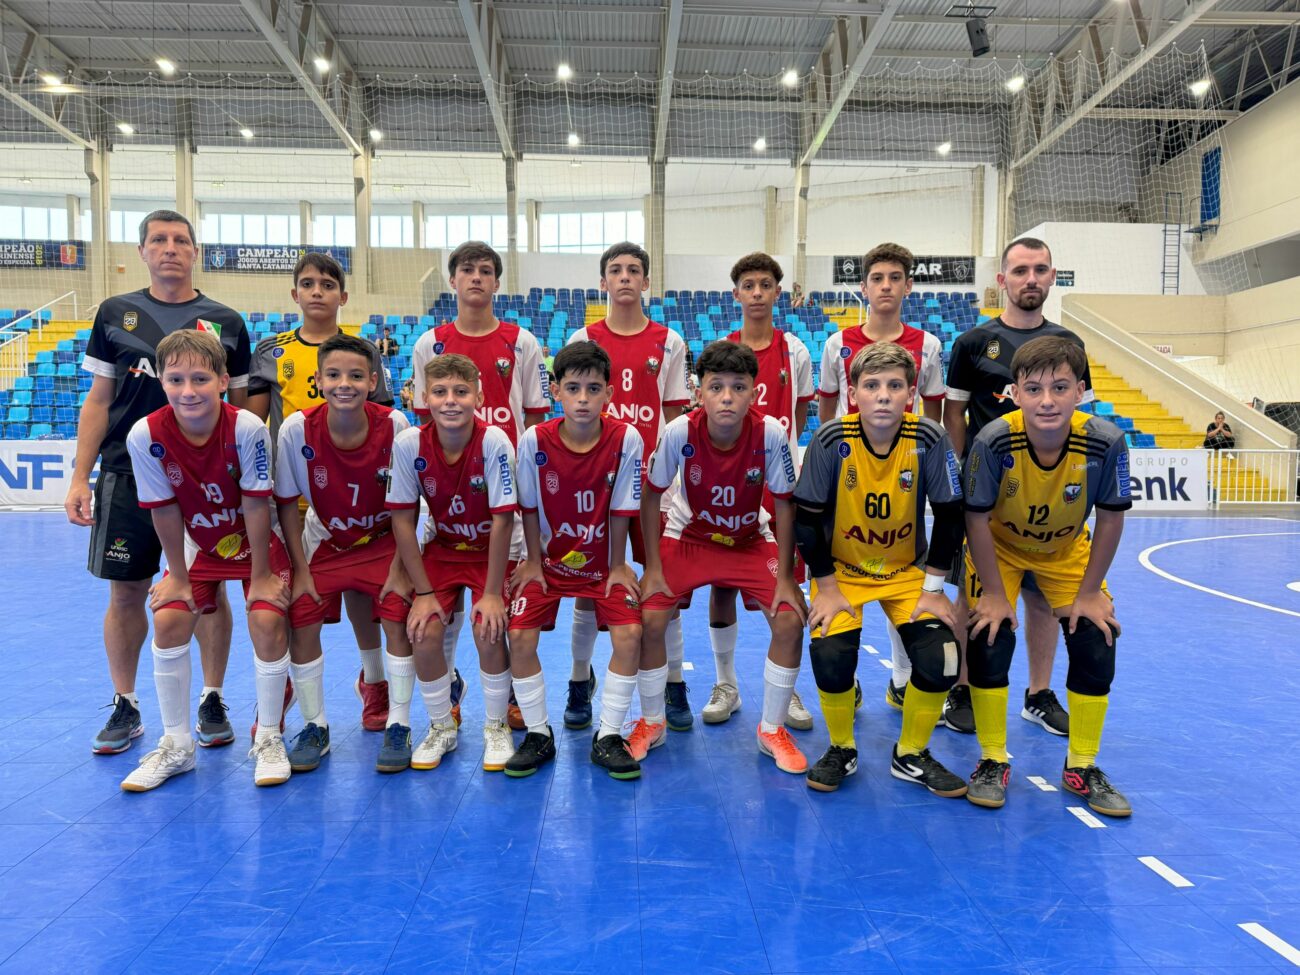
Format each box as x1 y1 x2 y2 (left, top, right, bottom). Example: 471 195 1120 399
0 441 91 506
832 254 975 285
1127 449 1209 511
0 239 86 270
203 245 352 274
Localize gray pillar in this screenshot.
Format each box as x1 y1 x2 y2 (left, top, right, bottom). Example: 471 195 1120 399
505 157 519 294
648 160 666 299
299 200 313 245
525 199 539 253
84 142 111 301
793 162 810 292
352 149 372 296
763 185 779 254
412 201 426 249
65 194 80 239
175 138 195 225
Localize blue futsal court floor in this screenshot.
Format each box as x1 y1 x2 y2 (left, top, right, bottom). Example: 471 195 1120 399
1 512 1298 973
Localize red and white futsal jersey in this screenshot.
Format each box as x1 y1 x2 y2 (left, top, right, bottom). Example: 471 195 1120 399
725 327 813 453
818 323 944 418
410 320 550 445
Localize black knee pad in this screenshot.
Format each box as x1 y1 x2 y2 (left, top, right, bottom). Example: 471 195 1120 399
965 620 1015 689
1062 618 1116 696
809 628 860 694
897 620 961 693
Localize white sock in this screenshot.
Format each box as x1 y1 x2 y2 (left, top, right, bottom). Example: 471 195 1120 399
638 664 669 726
289 657 327 727
200 685 222 701
570 608 598 681
385 652 416 727
419 672 452 725
888 622 911 687
442 613 464 675
761 658 799 734
253 653 290 743
358 646 385 685
665 616 685 683
512 672 550 735
123 691 140 708
598 670 637 739
152 642 193 745
480 669 512 723
710 622 739 687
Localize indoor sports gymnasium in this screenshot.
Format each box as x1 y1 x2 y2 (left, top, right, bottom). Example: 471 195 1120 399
0 0 1298 971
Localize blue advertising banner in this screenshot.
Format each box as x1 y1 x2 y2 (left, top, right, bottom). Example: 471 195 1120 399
0 240 86 270
203 245 352 274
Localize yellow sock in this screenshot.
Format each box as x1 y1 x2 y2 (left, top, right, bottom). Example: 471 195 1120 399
818 688 856 749
897 685 946 755
969 686 1009 762
1067 690 1109 768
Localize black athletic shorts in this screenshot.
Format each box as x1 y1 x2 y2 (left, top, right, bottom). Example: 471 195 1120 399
87 469 163 582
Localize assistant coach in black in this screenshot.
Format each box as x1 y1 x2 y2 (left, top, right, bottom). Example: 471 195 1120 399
65 209 250 756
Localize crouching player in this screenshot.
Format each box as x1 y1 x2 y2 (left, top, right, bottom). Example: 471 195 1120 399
387 354 518 773
509 341 645 779
794 342 967 795
639 341 809 772
963 336 1131 816
273 334 413 773
122 330 292 792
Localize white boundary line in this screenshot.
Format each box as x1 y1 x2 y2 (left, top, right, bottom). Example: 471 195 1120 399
1137 532 1300 620
1238 923 1300 965
1027 775 1057 792
1067 806 1107 828
1138 855 1194 888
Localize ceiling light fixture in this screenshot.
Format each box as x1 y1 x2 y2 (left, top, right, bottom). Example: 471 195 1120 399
314 56 331 73
1005 74 1026 93
39 72 62 86
1189 78 1212 97
156 58 176 76
567 131 581 147
116 122 134 135
781 69 799 87
556 62 573 81
369 128 384 142
240 127 255 139
936 141 952 155
753 136 768 152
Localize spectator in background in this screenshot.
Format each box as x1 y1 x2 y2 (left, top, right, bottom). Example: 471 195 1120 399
378 327 400 359
1203 411 1235 451
790 282 806 309
400 377 415 412
542 344 555 381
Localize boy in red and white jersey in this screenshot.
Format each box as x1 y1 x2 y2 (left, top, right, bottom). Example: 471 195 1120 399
387 354 519 775
564 242 690 732
708 251 815 729
123 330 292 793
639 342 809 773
508 341 645 780
273 334 413 774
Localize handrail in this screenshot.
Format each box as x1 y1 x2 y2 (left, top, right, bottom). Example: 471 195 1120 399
3 292 78 340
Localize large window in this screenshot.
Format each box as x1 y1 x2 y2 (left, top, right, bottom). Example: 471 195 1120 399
370 214 414 248
201 212 299 246
312 214 355 247
537 209 643 254
424 213 521 250
0 205 71 240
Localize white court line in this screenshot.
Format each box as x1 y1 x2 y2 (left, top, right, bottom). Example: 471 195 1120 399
681 662 693 671
1027 775 1057 792
863 644 879 654
1238 923 1300 965
1137 532 1300 619
1138 856 1194 888
878 658 893 669
1067 806 1107 829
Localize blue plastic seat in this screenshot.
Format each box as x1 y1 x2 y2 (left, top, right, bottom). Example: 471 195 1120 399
8 406 30 422
29 422 53 438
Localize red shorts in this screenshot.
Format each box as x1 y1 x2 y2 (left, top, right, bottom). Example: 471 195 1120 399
158 534 293 617
642 536 798 614
507 572 641 632
421 549 515 622
289 534 410 628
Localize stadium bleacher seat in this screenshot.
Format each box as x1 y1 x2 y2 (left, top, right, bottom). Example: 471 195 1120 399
8 406 30 423
29 423 53 438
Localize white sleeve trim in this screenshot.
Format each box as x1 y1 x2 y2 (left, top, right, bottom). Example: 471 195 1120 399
945 387 971 402
82 356 115 378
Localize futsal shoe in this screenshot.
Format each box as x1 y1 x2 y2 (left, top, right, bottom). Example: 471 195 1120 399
376 723 413 773
563 671 598 730
785 690 814 731
966 758 1011 809
195 691 235 748
120 735 196 792
806 745 858 792
757 726 808 774
504 728 556 778
1022 688 1069 736
885 681 906 712
507 689 526 731
890 745 968 798
249 734 292 787
665 680 693 731
625 718 667 761
941 684 976 734
411 719 459 770
249 677 296 742
287 722 330 772
591 732 641 780
701 682 741 723
1062 763 1132 817
354 670 390 732
482 719 514 771
449 668 466 727
93 693 144 755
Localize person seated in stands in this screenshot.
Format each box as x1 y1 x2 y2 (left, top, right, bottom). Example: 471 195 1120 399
378 327 400 359
790 282 806 309
1203 411 1235 451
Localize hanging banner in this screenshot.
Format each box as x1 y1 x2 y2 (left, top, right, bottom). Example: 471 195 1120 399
0 240 86 270
203 245 352 274
1127 449 1209 510
0 440 91 506
832 254 976 285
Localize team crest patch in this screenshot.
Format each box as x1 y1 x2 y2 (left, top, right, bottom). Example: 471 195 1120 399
302 445 315 460
413 456 427 472
1001 454 1015 470
1063 482 1082 504
646 356 661 375
122 312 138 331
899 469 914 492
837 441 851 459
495 357 512 378
196 319 222 337
986 339 1001 361
840 346 851 359
470 474 487 494
282 360 295 379
165 462 183 486
272 346 284 358
149 442 165 459
606 471 616 487
845 465 858 489
682 443 695 458
745 466 762 485
1005 477 1019 498
375 467 389 484
423 476 437 497
546 470 560 495
313 465 329 489
779 368 789 386
535 451 548 466
689 464 703 486
766 558 779 578
624 593 639 609
433 342 446 355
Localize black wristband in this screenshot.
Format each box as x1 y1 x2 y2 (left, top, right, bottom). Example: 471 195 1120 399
414 589 434 597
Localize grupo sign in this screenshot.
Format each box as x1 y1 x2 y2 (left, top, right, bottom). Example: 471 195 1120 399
1127 449 1209 510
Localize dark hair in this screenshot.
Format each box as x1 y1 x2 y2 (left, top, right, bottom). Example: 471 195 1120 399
696 340 758 381
599 241 651 278
730 252 784 285
1010 335 1087 384
293 250 346 291
139 209 196 247
552 340 611 383
862 242 913 279
1001 236 1052 269
447 240 502 278
317 332 375 369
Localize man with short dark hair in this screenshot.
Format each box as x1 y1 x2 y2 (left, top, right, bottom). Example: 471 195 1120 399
65 208 251 756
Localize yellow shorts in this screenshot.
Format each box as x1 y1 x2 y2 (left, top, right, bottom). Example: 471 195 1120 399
811 565 934 637
964 537 1111 612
